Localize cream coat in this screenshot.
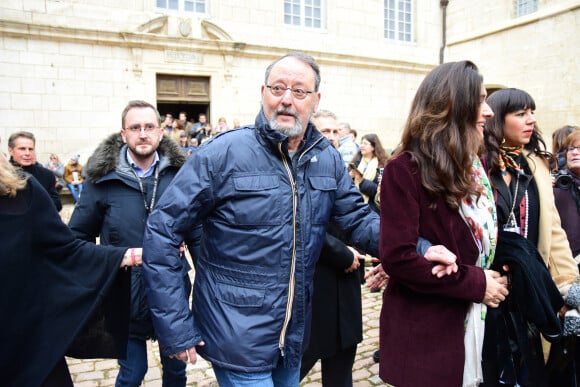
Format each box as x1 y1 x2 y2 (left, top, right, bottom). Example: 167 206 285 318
525 151 578 360
525 151 578 284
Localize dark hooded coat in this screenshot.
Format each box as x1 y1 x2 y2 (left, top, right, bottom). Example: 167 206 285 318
0 176 127 387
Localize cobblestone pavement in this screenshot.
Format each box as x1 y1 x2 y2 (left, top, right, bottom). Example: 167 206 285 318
60 204 385 386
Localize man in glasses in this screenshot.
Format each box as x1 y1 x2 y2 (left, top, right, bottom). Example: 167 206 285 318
143 52 379 386
69 100 199 387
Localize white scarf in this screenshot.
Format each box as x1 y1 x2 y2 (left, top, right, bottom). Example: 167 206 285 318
458 158 498 387
356 156 378 203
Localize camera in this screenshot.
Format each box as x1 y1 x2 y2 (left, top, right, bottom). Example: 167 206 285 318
553 170 573 189
377 167 384 184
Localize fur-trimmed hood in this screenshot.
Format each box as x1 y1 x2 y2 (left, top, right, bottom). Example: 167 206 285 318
85 133 186 183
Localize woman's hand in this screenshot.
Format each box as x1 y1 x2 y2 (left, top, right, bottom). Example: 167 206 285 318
483 269 509 308
349 168 363 184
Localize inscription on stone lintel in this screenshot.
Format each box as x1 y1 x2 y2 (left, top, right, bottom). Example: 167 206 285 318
165 51 203 64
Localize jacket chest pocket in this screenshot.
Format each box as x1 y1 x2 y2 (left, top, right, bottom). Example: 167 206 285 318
229 174 282 226
308 176 336 224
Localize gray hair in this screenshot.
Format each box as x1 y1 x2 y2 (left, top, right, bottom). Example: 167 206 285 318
264 52 321 92
313 109 337 121
338 122 352 133
8 131 36 148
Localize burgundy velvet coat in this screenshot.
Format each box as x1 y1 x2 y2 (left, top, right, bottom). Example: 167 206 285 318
379 152 488 387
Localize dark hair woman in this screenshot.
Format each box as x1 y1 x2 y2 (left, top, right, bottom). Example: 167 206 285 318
482 88 579 386
349 133 389 212
378 60 508 387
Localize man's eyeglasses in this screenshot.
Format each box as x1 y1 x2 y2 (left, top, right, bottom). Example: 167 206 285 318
125 124 159 133
567 146 580 153
266 85 313 100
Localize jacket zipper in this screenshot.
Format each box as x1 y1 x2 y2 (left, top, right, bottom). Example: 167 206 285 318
277 142 298 357
276 137 322 357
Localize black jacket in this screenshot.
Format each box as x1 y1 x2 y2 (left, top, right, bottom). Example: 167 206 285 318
69 133 193 339
302 231 363 358
482 230 564 386
492 230 564 342
10 159 62 211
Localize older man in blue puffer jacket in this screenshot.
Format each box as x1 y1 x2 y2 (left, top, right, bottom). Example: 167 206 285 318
143 52 379 387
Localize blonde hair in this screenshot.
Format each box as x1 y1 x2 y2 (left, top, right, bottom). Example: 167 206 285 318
0 153 28 197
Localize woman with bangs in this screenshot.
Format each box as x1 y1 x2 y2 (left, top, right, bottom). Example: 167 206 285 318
481 88 579 386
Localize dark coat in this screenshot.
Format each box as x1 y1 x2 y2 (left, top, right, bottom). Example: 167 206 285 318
69 133 192 339
143 110 379 371
379 152 487 387
0 176 128 387
302 231 363 359
10 159 62 211
481 230 564 386
554 173 580 257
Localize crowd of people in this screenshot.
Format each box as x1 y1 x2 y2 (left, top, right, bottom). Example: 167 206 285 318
1 52 579 387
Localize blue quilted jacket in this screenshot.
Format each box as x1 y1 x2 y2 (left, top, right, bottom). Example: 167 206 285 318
143 110 379 371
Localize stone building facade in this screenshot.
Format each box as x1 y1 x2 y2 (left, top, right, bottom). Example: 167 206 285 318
0 0 578 161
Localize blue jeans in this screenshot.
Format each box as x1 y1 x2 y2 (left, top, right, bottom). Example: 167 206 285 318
66 183 83 202
115 338 186 387
213 364 300 387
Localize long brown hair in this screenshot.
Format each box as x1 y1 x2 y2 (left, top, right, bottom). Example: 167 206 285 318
400 60 485 209
352 133 390 167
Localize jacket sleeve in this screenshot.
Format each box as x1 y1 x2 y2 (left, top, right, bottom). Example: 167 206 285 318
358 176 378 202
46 175 63 212
379 154 486 302
330 153 380 257
142 155 212 355
68 179 104 243
529 153 579 288
319 232 356 271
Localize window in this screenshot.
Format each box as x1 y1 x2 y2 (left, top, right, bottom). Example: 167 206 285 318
156 0 206 14
284 0 322 29
384 0 412 42
516 0 538 17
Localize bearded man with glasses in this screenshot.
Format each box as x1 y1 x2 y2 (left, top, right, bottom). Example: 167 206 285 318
69 100 200 387
142 52 379 386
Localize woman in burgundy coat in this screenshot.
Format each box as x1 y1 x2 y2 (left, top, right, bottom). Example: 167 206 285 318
378 61 509 387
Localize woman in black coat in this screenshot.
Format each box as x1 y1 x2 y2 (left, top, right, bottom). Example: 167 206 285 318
0 154 141 387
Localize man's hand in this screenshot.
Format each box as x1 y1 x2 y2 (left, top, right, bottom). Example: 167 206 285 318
424 245 458 278
345 246 365 273
170 341 205 365
364 263 389 290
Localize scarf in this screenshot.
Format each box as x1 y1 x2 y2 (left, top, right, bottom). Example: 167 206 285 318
459 157 498 387
498 145 523 175
356 156 378 203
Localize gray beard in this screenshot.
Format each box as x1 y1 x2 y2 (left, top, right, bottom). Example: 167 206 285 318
269 117 303 138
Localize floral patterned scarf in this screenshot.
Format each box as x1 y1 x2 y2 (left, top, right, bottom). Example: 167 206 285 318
459 157 498 387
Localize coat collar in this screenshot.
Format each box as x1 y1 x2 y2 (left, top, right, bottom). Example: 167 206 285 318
85 133 186 183
253 109 328 165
